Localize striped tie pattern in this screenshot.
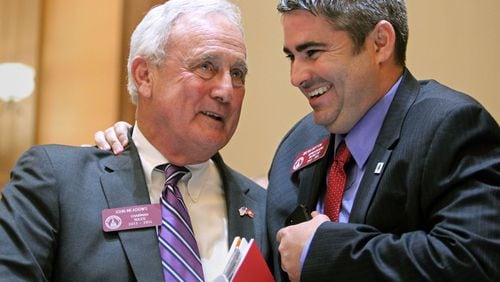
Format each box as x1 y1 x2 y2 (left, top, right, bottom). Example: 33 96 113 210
158 164 204 282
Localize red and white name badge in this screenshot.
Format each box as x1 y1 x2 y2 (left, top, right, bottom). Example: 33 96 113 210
291 138 329 173
102 203 162 232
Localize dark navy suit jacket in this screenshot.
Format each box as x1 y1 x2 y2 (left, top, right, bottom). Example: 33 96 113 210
267 70 500 281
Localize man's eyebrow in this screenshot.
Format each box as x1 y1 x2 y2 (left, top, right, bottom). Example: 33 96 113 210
186 54 216 67
193 53 248 74
283 41 327 54
200 54 216 62
233 60 248 75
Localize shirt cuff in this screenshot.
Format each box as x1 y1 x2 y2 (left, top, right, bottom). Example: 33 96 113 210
300 234 314 271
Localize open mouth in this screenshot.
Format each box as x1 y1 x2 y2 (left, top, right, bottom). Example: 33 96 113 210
202 111 223 121
307 85 331 99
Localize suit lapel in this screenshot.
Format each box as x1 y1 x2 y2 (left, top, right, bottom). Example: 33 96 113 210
297 137 334 212
226 184 258 245
100 139 164 282
350 69 420 223
211 153 257 247
349 145 392 223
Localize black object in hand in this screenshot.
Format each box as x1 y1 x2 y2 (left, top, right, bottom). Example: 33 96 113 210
284 204 312 226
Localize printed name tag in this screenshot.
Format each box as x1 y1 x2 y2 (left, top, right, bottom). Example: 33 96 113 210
102 203 161 232
291 138 329 172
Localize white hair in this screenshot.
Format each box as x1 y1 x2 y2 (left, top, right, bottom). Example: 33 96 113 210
127 0 244 104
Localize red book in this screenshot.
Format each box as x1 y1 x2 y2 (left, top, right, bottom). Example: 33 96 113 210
215 237 274 282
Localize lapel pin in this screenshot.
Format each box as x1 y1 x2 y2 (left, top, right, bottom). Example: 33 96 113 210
238 207 255 218
374 162 384 175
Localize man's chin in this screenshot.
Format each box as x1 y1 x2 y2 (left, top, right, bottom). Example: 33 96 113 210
195 135 228 153
312 115 349 135
312 113 330 128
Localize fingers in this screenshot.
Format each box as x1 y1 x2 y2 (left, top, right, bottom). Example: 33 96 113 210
277 215 328 281
94 121 132 155
94 131 111 150
310 210 332 223
277 228 289 273
276 226 288 244
277 227 301 281
114 121 132 148
104 127 124 155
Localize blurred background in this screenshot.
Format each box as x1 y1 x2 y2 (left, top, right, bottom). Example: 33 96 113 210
1 0 499 187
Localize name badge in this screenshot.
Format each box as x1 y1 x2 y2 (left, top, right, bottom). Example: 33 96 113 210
291 138 329 172
102 203 161 232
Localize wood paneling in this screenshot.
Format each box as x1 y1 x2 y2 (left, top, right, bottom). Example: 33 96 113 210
36 0 123 146
0 0 41 187
118 0 166 123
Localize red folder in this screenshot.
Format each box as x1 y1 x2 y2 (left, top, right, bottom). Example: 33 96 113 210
217 237 274 282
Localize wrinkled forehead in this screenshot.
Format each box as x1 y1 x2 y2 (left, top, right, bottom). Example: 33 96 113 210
168 13 247 57
171 12 245 42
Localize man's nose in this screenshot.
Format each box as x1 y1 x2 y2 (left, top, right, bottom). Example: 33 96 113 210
290 60 311 88
211 72 233 103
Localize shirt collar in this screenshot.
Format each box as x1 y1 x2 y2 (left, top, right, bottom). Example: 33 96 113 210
132 122 168 185
344 76 402 168
131 122 210 185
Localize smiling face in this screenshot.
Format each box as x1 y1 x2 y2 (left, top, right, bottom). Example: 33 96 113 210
282 10 384 134
135 12 247 165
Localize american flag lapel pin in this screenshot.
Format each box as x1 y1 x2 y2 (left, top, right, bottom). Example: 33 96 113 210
238 206 255 218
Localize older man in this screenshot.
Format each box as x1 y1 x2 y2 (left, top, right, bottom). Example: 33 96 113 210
0 0 268 281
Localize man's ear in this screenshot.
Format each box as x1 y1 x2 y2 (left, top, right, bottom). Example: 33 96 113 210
131 56 153 98
371 20 396 64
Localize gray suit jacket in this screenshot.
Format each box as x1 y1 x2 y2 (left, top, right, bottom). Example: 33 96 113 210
0 135 268 281
267 70 500 281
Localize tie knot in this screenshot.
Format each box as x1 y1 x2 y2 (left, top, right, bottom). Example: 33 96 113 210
162 163 188 187
335 142 351 164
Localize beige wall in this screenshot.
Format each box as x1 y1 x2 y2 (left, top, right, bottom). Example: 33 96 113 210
1 0 499 187
37 0 123 145
224 0 311 180
405 1 500 117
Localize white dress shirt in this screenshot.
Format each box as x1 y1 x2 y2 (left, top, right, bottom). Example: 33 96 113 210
132 124 228 281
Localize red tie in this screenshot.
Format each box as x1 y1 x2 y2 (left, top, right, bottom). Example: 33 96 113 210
324 141 351 222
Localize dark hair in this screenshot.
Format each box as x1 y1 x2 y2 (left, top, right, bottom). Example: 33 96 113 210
277 0 408 66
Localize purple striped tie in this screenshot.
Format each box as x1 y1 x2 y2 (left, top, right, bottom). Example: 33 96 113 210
158 164 204 282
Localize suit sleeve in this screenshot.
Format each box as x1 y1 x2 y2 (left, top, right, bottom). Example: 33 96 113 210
302 104 500 281
0 146 60 281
